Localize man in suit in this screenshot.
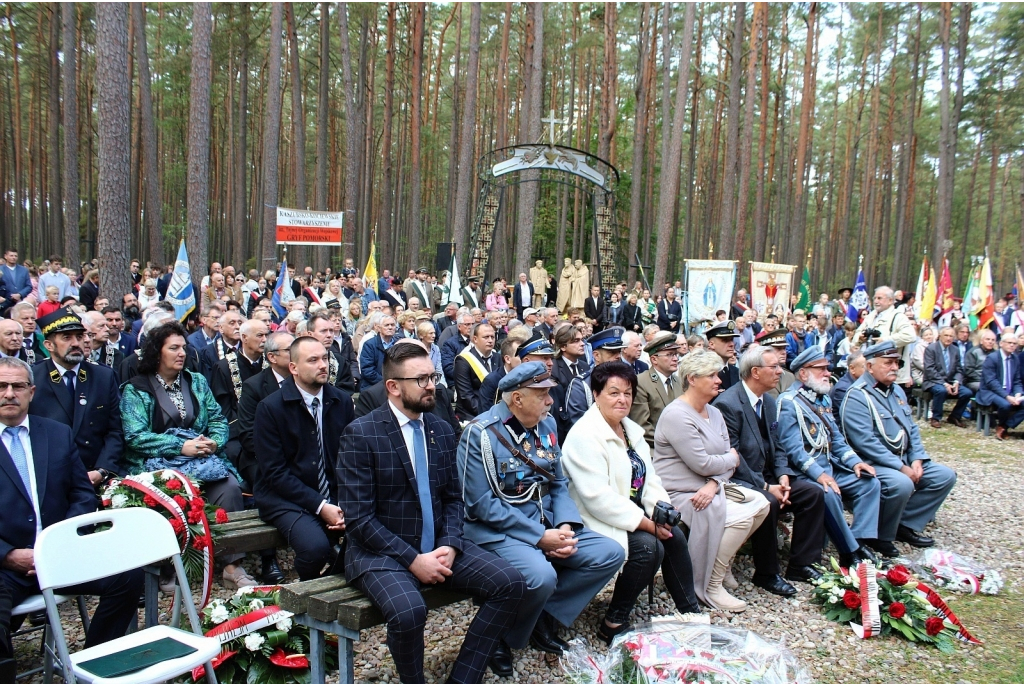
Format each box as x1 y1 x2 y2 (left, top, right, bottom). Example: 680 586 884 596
620 331 649 375
583 285 606 330
460 277 483 311
513 273 535 322
0 321 23 360
359 314 398 387
79 271 100 311
550 325 590 391
457 362 624 674
307 311 357 393
102 306 137 358
0 357 143 682
830 352 865 432
199 309 244 379
963 329 996 394
453 322 499 421
628 332 682 448
440 313 473 385
81 311 125 378
776 347 880 567
0 250 32 308
406 268 434 315
977 333 1024 439
536 308 558 342
841 341 958 555
338 343 525 684
718 345 826 591
29 308 123 483
381 279 407 310
922 326 974 427
953 323 972 367
656 289 683 332
435 302 460 336
187 303 225 351
255 337 354 581
706 320 741 394
10 303 48 365
211 320 268 473
479 330 531 411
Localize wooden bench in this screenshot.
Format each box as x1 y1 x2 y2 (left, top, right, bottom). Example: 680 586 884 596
143 510 286 627
912 387 931 420
973 400 997 436
279 576 469 683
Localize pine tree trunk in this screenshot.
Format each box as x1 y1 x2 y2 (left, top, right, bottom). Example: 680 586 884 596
934 2 971 258
718 2 745 260
406 3 425 270
187 2 212 280
653 3 696 290
48 4 63 253
95 3 133 299
285 3 308 269
789 2 818 266
513 3 544 277
626 3 652 285
314 1 330 267
891 6 921 284
598 3 617 165
451 3 481 255
734 3 763 269
379 3 396 267
131 3 163 266
62 3 80 267
233 4 249 270
338 3 360 257
261 3 283 269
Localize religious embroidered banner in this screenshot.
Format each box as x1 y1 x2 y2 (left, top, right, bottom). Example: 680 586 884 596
749 261 798 318
684 259 737 324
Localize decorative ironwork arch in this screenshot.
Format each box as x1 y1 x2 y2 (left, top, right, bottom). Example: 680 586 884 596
466 144 623 288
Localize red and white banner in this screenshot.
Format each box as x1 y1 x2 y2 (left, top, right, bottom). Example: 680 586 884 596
276 207 343 245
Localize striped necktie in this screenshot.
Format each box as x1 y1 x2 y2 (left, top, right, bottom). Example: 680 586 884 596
310 397 330 502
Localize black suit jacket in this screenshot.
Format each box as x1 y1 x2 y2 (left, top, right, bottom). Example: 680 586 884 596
512 282 534 316
199 338 240 380
354 380 460 437
330 337 358 393
237 368 286 485
453 348 500 420
584 296 606 326
714 363 740 394
254 377 355 521
923 341 963 386
211 353 265 470
338 405 463 580
716 383 792 491
550 356 589 391
657 299 683 331
0 416 96 560
28 359 124 475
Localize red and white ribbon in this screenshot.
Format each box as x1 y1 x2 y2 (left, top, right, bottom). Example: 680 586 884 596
850 561 881 639
913 581 983 644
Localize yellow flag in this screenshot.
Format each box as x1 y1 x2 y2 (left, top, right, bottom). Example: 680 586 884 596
362 240 379 294
917 259 937 323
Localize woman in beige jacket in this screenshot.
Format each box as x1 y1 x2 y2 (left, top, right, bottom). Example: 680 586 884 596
652 350 769 612
562 362 701 644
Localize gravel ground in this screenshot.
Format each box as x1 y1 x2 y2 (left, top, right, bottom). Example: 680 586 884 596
15 419 1023 683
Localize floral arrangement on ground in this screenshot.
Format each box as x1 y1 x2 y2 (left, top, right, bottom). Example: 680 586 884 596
811 557 982 653
191 586 335 684
101 469 228 607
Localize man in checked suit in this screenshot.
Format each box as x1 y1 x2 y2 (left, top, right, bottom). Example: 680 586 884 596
338 343 525 684
717 345 826 592
254 337 354 581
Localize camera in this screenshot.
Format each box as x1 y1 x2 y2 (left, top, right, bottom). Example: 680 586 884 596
651 500 681 528
861 328 881 342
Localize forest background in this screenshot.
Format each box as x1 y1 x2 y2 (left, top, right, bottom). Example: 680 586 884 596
0 2 1022 301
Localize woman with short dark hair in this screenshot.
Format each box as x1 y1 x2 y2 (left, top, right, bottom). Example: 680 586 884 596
563 362 702 643
121 321 255 589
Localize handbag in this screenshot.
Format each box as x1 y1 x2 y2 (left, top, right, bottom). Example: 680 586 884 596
143 427 231 482
723 482 756 504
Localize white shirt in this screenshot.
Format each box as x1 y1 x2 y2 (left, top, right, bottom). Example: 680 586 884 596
2 415 41 534
272 369 287 387
741 381 763 413
388 400 428 476
296 384 327 513
653 368 673 394
519 283 531 306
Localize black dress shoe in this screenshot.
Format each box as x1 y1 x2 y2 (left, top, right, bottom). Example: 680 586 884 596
854 546 878 565
896 525 934 547
488 642 514 678
597 619 633 646
529 617 565 655
867 539 900 558
261 557 286 585
540 612 570 651
752 573 797 596
785 565 823 583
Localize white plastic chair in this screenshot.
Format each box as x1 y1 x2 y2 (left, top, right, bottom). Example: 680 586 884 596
12 593 85 681
34 508 221 684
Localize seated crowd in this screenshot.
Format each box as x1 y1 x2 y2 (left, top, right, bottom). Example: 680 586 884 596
2 250 1019 683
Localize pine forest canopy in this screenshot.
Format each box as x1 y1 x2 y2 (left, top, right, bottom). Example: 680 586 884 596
1 2 1023 301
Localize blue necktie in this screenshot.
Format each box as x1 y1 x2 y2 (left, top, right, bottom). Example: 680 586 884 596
1006 357 1014 394
4 426 32 496
409 419 434 553
755 398 762 419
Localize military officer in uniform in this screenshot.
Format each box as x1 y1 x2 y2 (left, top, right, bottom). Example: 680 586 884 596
628 331 682 447
564 326 626 423
759 329 796 398
457 362 624 676
839 341 957 556
706 320 740 394
776 347 880 567
516 330 573 442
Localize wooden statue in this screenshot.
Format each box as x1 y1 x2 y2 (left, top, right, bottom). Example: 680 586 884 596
529 260 548 308
556 257 575 313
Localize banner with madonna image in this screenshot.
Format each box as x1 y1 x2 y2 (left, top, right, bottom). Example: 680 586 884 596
749 261 798 319
684 259 737 324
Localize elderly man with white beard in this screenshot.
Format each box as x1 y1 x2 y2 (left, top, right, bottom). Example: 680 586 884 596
775 346 881 568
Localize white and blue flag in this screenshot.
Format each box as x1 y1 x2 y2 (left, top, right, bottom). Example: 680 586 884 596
847 267 869 322
167 240 196 322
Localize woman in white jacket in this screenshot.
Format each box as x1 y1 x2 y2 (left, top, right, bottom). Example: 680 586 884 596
562 361 702 644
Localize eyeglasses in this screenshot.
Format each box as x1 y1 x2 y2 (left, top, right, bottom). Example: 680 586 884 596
755 364 783 371
392 373 441 388
0 382 32 393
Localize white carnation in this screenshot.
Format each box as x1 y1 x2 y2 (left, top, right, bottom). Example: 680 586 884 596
209 603 230 625
275 618 293 632
234 586 256 597
161 470 178 481
243 633 265 652
135 472 155 485
248 599 265 612
110 494 128 509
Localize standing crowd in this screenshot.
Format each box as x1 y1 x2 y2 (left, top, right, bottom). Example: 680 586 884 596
1 248 1018 682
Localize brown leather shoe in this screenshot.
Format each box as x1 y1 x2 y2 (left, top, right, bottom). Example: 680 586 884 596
946 416 967 428
929 419 942 429
995 426 1008 440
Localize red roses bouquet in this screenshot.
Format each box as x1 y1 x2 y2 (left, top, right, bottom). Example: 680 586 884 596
101 469 227 606
811 558 981 652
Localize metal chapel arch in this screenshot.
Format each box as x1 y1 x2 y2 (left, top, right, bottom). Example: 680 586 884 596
466 143 623 288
